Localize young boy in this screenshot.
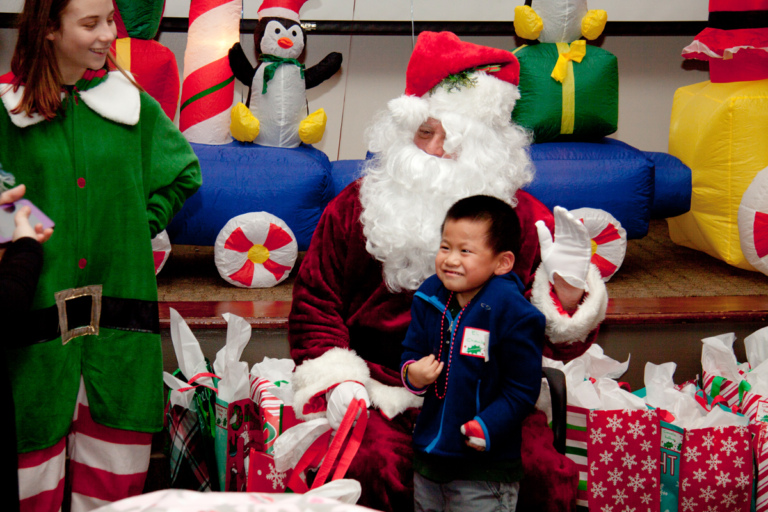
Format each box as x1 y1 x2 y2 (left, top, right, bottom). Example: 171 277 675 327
400 195 546 512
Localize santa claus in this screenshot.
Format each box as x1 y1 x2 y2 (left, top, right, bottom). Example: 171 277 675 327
288 32 607 511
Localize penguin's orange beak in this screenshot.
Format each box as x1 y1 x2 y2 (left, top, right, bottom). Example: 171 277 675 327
278 37 293 49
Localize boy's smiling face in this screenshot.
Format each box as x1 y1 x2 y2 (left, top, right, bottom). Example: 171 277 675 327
435 218 515 307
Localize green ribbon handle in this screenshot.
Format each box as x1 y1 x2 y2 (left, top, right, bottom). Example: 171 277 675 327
710 375 752 406
738 379 752 405
260 54 306 94
710 375 726 398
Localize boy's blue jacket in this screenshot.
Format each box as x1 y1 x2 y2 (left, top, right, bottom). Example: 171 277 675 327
401 272 545 462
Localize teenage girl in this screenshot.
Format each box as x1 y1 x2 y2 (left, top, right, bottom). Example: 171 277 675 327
0 0 202 510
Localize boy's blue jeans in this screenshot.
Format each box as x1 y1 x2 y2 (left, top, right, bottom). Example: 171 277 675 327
414 472 520 512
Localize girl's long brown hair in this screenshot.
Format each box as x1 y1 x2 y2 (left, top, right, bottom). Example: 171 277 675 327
6 0 142 120
8 0 68 120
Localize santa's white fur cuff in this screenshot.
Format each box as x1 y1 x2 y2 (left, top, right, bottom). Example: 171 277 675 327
530 263 607 345
292 347 422 422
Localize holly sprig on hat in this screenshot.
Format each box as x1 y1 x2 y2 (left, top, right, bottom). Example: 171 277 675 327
431 64 504 95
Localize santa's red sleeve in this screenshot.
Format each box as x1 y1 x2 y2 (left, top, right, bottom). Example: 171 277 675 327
514 191 607 362
288 183 423 421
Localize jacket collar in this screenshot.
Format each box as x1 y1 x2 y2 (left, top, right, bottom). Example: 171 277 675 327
0 70 140 128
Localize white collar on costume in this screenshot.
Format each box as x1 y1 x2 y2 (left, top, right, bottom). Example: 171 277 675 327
1 70 141 128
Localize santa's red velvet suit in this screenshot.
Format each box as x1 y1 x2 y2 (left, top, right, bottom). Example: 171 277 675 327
288 32 608 512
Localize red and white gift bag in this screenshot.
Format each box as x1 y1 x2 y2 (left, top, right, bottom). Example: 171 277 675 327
754 423 768 512
678 425 753 512
565 405 590 510
588 409 661 512
702 371 752 411
250 376 300 455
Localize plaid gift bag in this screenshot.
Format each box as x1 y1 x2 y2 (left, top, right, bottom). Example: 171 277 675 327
588 408 661 512
167 403 216 492
566 405 590 511
678 425 753 511
165 369 220 492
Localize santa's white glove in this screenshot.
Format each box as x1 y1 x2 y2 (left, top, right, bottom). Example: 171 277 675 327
326 381 370 431
535 206 591 291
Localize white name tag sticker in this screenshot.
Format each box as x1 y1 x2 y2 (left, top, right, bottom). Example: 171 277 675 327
460 328 490 361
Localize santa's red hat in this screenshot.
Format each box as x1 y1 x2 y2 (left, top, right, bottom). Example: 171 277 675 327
405 32 520 97
258 0 308 22
682 0 768 82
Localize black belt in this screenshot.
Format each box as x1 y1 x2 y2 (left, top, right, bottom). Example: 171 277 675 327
708 11 768 30
11 285 159 346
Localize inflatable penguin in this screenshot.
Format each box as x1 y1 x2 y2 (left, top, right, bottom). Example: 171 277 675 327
514 0 607 43
228 0 342 148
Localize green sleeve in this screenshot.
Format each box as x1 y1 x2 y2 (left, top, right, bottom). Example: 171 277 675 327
140 93 202 238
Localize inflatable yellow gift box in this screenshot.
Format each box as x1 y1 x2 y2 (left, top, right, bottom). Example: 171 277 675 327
667 79 768 271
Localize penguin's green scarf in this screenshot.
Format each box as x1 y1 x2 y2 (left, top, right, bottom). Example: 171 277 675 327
260 54 306 94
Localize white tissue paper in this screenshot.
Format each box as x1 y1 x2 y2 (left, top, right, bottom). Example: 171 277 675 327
273 418 332 473
642 362 706 428
542 345 630 411
701 332 745 383
585 344 631 380
745 325 768 369
305 479 362 505
213 313 253 403
163 371 197 410
251 357 296 405
169 307 214 389
594 378 647 410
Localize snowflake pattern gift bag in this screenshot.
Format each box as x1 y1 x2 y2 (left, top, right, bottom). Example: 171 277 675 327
588 408 661 511
678 425 753 512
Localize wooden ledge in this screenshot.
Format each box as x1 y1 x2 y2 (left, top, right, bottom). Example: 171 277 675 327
159 295 768 329
159 301 292 329
604 296 768 325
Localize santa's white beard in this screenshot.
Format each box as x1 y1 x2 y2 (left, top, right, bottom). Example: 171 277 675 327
359 116 533 292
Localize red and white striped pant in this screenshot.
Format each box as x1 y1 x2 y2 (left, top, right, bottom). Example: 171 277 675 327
17 379 153 512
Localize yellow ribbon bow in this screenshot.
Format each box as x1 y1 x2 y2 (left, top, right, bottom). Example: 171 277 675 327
551 40 587 83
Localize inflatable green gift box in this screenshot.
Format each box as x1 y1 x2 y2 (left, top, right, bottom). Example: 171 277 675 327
512 42 618 144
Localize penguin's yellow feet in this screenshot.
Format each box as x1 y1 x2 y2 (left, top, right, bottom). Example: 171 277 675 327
299 108 327 145
230 102 260 142
513 5 543 41
582 9 608 40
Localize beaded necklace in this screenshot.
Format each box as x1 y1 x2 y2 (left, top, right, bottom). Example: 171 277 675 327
434 292 470 400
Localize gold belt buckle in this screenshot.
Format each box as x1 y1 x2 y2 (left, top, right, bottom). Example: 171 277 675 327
54 284 103 345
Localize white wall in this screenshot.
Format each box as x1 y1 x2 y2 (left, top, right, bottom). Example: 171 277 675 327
0 28 710 159
1 0 709 21
301 33 709 159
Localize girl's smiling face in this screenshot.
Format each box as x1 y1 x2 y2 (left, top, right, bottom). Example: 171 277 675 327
46 0 116 85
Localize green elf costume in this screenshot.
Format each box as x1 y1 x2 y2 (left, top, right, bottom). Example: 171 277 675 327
0 69 202 453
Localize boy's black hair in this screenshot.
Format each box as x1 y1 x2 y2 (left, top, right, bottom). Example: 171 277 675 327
442 195 522 256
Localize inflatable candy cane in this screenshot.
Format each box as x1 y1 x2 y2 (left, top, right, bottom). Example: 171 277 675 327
180 0 242 144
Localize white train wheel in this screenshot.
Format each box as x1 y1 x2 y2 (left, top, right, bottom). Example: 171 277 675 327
214 212 298 288
570 207 627 282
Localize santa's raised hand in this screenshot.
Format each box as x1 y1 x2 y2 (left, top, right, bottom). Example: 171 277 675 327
535 206 591 297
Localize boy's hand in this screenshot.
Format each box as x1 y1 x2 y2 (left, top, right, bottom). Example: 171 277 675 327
460 420 486 451
407 354 444 389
